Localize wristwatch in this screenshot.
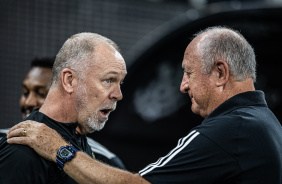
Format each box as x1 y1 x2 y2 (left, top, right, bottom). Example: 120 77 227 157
56 145 78 170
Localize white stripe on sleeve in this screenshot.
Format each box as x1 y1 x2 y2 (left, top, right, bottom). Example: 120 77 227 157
139 130 200 176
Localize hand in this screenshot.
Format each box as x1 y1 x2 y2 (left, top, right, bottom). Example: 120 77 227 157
6 120 68 162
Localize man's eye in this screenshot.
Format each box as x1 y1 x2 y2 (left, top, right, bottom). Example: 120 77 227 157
23 91 29 97
105 79 111 83
23 93 28 97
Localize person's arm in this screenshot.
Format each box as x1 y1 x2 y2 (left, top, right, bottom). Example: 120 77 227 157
6 120 150 184
64 151 147 184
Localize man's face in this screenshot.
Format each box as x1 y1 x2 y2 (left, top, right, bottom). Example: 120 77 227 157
19 67 52 118
75 44 127 134
180 36 214 118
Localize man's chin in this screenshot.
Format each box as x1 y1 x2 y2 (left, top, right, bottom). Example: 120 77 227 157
85 121 106 133
93 122 106 132
191 105 200 116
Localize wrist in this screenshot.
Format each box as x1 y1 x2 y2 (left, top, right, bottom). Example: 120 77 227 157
56 145 78 170
52 141 69 162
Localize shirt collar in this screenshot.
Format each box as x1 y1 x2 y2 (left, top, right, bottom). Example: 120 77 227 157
203 90 267 123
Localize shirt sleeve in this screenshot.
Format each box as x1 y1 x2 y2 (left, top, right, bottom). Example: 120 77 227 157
0 138 50 183
139 130 240 184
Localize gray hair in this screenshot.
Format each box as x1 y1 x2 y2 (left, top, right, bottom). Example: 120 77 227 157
51 32 120 85
195 26 256 82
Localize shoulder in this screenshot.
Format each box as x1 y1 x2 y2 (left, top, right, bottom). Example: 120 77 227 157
0 140 50 175
0 141 42 161
0 139 51 183
0 127 46 164
140 130 239 183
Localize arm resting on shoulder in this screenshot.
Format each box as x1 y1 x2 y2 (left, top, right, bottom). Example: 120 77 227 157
6 120 150 184
65 151 149 184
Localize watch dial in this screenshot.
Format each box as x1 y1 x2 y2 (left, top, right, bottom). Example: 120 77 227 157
60 149 71 158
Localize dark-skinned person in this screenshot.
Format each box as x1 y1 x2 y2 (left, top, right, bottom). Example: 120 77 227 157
6 26 282 184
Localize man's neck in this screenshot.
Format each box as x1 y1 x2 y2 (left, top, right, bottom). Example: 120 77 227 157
206 78 255 118
39 87 78 123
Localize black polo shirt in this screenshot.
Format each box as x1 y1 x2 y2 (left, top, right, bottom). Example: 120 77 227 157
140 91 282 184
0 130 126 171
0 110 93 184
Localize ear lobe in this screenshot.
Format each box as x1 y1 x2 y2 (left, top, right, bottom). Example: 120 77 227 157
215 60 229 86
61 68 77 94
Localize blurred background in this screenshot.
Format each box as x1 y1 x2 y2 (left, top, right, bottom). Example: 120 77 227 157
1 0 282 172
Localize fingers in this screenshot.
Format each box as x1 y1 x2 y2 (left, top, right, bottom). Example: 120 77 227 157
7 120 33 134
7 136 30 146
6 127 31 146
7 128 27 138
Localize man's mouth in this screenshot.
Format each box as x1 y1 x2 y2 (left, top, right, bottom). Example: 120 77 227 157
188 91 192 99
99 108 114 118
98 103 116 119
21 108 33 118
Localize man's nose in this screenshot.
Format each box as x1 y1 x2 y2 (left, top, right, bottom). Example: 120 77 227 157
25 93 37 107
110 85 123 101
180 76 189 93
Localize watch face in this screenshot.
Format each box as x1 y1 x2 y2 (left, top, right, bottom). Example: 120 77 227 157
60 148 72 158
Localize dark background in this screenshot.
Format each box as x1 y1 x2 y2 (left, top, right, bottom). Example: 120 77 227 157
1 0 282 172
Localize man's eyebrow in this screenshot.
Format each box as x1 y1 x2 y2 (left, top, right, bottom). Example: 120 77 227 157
106 71 119 75
106 71 127 76
34 86 49 90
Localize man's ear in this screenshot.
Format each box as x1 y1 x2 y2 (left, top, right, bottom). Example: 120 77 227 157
214 60 229 87
60 68 77 94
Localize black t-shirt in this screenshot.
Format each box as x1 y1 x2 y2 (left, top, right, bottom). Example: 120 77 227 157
0 130 126 170
140 91 282 184
0 110 93 184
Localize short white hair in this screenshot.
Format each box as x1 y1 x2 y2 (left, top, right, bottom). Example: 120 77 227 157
195 26 256 82
51 32 120 85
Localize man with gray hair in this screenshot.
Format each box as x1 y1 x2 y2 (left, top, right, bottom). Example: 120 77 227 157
0 32 127 183
0 56 126 169
6 26 282 183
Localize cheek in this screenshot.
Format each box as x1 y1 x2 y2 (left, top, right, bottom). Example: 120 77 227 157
87 89 99 101
90 87 106 100
190 78 202 93
191 78 210 100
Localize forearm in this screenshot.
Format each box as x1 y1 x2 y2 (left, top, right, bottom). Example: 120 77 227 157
64 151 149 184
6 121 148 183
